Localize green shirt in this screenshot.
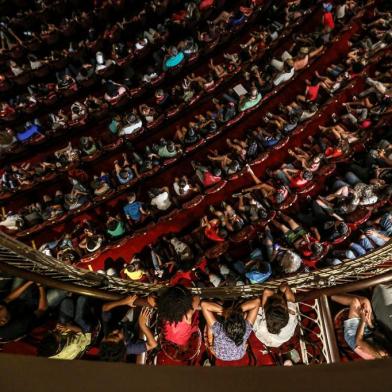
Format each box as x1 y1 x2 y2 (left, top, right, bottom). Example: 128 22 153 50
158 145 177 158
107 221 126 238
109 119 119 134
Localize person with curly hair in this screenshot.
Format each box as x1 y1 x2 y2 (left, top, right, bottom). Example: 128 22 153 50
157 285 200 347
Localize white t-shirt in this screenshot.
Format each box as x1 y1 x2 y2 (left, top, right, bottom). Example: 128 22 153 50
273 67 294 86
173 182 190 196
253 302 298 348
336 5 346 19
119 119 143 135
151 191 171 210
0 215 23 231
135 39 148 50
280 250 302 273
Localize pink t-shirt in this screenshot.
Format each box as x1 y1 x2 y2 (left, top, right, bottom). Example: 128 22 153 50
164 319 198 346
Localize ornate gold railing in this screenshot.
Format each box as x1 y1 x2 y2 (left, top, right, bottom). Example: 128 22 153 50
0 232 391 300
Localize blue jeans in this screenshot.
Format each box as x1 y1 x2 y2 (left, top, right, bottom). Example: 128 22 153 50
59 296 94 333
250 248 263 260
333 179 349 191
344 172 361 186
380 213 392 236
345 250 356 259
222 93 237 104
11 278 67 309
349 242 367 257
366 233 387 247
275 170 290 186
47 289 67 309
358 236 375 252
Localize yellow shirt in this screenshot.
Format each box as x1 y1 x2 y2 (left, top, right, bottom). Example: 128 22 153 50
50 332 91 360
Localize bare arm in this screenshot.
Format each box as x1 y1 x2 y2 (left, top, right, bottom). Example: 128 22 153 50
261 288 275 307
138 308 158 351
35 286 48 316
241 297 261 325
355 312 380 359
201 301 223 328
5 281 34 303
331 294 366 307
280 284 295 302
102 295 138 313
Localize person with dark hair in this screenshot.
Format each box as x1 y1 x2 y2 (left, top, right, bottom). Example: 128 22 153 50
114 153 136 185
106 213 127 240
149 186 172 211
253 284 297 347
157 285 200 347
201 297 260 361
297 76 321 103
271 212 324 259
0 281 47 340
192 161 222 188
100 293 157 362
123 193 149 223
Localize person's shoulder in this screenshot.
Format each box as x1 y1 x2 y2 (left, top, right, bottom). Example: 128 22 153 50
212 320 222 332
245 319 254 329
287 301 297 312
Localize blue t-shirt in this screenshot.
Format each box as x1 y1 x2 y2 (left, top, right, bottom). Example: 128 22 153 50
164 52 184 69
17 124 41 142
116 169 133 185
123 201 142 221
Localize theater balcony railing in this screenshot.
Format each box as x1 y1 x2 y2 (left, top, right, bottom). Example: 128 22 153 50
0 231 391 301
1 231 392 364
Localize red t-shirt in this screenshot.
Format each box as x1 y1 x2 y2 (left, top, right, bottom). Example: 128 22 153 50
199 0 214 10
298 237 319 257
323 12 335 29
306 84 320 101
203 171 221 187
205 222 225 242
170 271 194 287
290 175 309 189
325 147 343 159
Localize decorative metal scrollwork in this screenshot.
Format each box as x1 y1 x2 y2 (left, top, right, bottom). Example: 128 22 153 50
0 232 391 298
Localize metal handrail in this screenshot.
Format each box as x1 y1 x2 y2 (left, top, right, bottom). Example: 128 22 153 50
0 232 391 300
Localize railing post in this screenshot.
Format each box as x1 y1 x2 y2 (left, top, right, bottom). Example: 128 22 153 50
317 295 340 364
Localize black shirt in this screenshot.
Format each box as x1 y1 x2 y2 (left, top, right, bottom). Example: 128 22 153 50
0 300 37 341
